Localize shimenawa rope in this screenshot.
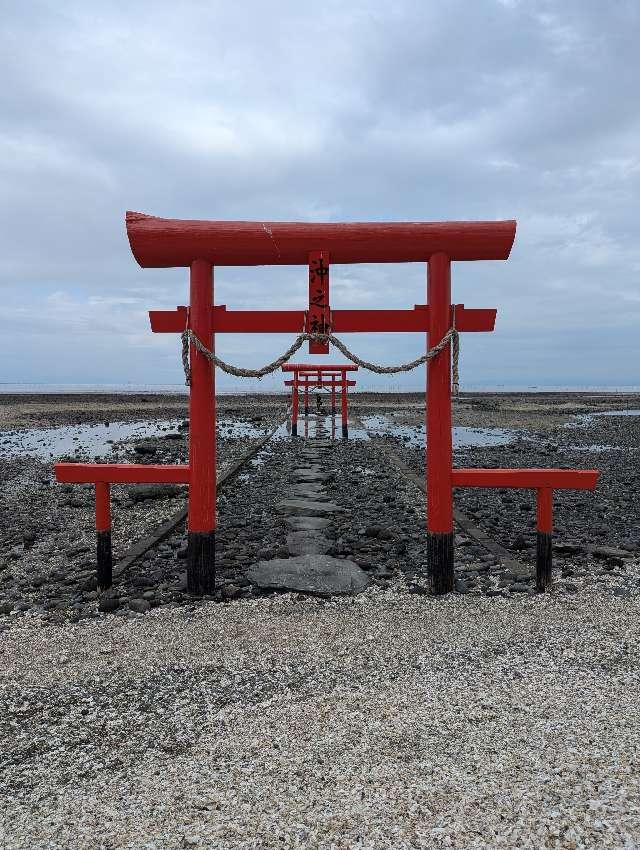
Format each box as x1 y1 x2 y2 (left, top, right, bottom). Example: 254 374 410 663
181 312 460 393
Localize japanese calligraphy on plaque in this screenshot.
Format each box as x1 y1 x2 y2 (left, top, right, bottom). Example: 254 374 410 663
308 250 330 353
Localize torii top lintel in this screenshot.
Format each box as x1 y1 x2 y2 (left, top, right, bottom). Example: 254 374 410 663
126 212 516 268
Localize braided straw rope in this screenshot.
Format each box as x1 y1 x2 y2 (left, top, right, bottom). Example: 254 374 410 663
182 324 460 394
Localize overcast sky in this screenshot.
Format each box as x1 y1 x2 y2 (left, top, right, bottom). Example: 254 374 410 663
1 0 639 391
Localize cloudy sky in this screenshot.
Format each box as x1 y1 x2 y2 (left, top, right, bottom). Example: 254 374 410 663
1 0 639 391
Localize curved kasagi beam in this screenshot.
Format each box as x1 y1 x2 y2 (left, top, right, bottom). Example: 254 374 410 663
126 212 517 268
282 363 359 372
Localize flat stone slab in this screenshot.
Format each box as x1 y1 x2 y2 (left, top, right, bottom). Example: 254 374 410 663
286 531 332 555
285 516 333 531
290 485 330 500
276 499 345 517
248 554 369 597
291 471 334 483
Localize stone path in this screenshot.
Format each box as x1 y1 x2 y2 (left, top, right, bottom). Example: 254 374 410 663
248 424 370 597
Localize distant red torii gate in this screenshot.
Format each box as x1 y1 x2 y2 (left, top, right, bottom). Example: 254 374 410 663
53 212 598 599
282 363 358 438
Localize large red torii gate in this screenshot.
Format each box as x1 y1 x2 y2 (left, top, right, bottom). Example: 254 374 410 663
53 212 599 600
129 212 513 595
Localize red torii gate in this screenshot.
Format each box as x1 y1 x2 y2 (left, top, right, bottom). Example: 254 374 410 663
53 212 598 598
282 363 358 437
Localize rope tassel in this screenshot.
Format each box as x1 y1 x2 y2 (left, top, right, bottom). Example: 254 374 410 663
181 328 460 395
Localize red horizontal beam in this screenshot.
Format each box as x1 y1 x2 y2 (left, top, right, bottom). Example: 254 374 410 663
55 463 190 485
127 212 517 267
149 305 496 334
452 468 599 491
282 362 358 372
285 379 356 386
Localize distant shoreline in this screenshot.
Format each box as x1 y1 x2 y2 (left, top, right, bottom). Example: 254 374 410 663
1 384 640 395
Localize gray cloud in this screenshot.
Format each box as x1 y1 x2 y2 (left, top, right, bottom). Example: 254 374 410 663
1 0 639 389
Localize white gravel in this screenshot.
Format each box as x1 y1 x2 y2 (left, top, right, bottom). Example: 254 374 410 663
2 585 640 849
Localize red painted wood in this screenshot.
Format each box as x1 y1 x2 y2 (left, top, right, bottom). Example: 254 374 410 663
331 377 336 411
537 488 553 533
127 212 517 267
55 463 190 484
291 372 299 428
308 251 330 354
188 260 216 532
284 379 356 386
283 363 358 372
451 469 599 490
95 482 111 532
341 375 348 428
149 305 496 334
426 253 453 534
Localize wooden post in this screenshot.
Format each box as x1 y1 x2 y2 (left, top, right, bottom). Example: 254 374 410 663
426 253 454 594
341 371 348 439
187 259 216 595
536 487 553 591
95 481 112 590
304 383 309 416
331 376 336 415
291 371 299 437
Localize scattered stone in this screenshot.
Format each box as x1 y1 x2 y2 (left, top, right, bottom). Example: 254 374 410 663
129 599 152 614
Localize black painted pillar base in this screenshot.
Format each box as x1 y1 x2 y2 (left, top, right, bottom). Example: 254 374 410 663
187 530 216 595
304 407 309 416
536 531 553 591
291 423 297 437
427 531 455 595
341 425 348 440
96 530 113 590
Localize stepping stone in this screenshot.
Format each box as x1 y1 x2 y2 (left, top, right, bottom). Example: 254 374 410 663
287 531 332 555
290 485 330 501
248 554 369 597
292 471 334 483
285 516 333 531
276 499 345 517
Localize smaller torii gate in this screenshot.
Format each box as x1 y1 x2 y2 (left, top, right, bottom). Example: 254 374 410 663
282 363 358 438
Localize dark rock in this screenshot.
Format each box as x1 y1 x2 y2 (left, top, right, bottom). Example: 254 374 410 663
247 555 369 597
129 598 152 613
66 543 91 558
222 583 242 600
134 443 158 456
98 597 120 613
364 525 382 538
130 484 184 502
511 534 528 551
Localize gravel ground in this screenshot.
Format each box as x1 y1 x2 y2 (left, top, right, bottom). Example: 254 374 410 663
2 589 640 849
2 392 640 847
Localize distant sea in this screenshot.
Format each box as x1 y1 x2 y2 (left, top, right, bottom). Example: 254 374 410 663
1 383 639 395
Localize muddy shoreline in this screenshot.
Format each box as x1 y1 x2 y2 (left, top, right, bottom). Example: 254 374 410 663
0 391 638 625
